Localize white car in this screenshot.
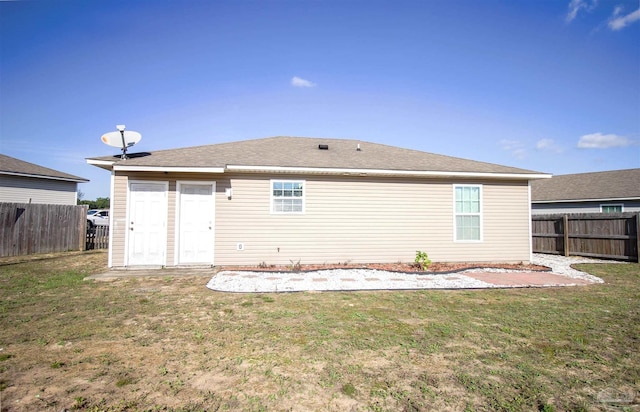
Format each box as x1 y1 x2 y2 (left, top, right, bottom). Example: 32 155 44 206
87 209 109 227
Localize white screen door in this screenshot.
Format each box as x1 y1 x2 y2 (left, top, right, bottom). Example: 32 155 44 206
127 182 167 266
177 183 215 264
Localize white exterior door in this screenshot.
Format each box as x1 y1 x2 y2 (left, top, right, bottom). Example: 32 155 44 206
177 182 215 264
127 182 167 266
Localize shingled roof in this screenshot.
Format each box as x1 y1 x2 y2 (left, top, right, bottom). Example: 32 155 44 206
0 154 88 182
87 136 546 178
531 168 640 202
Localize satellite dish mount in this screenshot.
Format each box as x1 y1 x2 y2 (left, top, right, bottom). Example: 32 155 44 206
116 124 128 159
100 124 142 159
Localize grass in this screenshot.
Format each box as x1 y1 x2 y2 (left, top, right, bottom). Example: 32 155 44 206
0 250 638 411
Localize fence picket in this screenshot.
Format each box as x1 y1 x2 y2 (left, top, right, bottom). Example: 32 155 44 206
532 212 639 262
0 203 88 257
86 225 109 250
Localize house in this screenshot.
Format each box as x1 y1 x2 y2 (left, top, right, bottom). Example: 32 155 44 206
0 154 88 205
86 136 550 268
531 169 640 215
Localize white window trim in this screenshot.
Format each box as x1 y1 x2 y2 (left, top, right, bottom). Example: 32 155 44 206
270 179 305 214
600 203 624 213
453 184 483 242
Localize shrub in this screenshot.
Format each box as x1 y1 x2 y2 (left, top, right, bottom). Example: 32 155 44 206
415 251 432 270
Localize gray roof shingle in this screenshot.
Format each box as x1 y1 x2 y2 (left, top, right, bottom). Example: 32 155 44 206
0 154 88 182
88 136 545 176
531 168 640 202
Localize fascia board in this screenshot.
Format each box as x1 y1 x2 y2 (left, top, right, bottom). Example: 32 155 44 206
113 165 225 173
86 159 116 166
0 171 88 183
532 197 640 204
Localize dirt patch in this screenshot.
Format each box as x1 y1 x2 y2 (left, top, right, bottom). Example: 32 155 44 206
224 261 550 274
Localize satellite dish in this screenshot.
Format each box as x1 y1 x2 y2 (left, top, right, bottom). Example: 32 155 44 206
100 125 142 159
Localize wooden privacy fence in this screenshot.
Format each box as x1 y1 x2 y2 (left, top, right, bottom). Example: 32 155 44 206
0 203 88 257
532 212 640 262
86 225 109 250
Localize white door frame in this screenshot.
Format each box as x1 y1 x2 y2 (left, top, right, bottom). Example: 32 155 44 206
174 181 216 265
125 180 168 266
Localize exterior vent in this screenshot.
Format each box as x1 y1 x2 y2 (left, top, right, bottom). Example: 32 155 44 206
318 144 329 150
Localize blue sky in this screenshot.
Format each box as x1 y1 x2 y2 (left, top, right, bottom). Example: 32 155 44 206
1 0 638 200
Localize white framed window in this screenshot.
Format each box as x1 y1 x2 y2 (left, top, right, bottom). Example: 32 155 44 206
271 180 305 214
454 185 482 241
600 204 623 213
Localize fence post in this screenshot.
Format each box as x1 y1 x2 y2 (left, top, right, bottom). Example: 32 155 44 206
80 205 88 251
563 214 570 257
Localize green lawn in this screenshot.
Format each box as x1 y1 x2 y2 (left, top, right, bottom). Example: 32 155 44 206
0 251 638 411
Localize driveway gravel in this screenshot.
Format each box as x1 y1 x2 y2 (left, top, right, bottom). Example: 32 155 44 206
206 254 615 293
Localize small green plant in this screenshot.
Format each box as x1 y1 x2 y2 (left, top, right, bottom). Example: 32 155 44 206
51 361 64 369
415 251 432 270
341 382 357 397
0 353 14 362
116 375 134 387
289 259 302 271
72 396 88 409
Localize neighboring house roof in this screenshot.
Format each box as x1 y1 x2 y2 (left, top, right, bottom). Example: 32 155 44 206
0 154 88 183
531 168 640 203
87 136 548 179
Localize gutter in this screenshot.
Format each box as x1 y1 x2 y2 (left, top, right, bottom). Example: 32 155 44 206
86 159 551 180
0 171 89 183
532 197 640 203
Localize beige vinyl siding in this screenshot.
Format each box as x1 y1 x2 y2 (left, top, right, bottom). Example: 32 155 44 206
449 181 531 262
0 175 78 205
109 171 532 267
110 172 223 267
216 175 428 265
215 174 531 265
110 174 129 267
166 181 176 265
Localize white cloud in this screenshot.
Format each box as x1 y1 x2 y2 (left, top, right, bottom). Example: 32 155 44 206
291 76 316 88
608 5 640 30
566 0 597 22
577 132 633 148
536 138 564 153
500 139 527 159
